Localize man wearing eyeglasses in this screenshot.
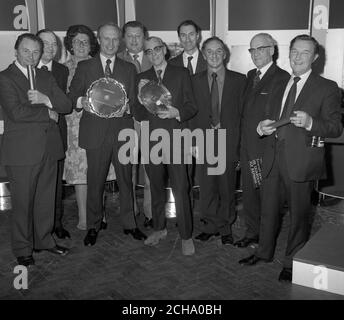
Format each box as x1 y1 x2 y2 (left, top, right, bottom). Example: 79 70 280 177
135 36 197 256
37 29 71 241
239 35 342 282
190 36 246 246
69 22 147 247
235 33 289 249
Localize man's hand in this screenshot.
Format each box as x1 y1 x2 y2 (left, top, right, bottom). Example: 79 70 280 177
27 90 50 106
257 119 276 136
290 110 312 129
156 105 180 119
80 96 91 112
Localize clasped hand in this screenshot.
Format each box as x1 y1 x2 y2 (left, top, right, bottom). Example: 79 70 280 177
290 110 312 128
27 90 50 106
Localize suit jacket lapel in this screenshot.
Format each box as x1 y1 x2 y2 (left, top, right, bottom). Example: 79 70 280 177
293 72 316 111
9 63 30 92
195 52 207 74
253 64 277 93
199 71 211 115
220 70 236 119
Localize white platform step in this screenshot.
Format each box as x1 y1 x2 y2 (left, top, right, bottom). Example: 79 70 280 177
293 223 344 296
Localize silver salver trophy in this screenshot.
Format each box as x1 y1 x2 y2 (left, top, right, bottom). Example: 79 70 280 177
138 79 172 115
86 78 128 118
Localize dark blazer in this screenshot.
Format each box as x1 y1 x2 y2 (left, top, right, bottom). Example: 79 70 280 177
117 50 152 73
169 50 207 74
262 71 343 182
241 64 290 160
0 63 72 166
135 64 197 130
68 54 137 150
51 60 69 151
190 69 246 163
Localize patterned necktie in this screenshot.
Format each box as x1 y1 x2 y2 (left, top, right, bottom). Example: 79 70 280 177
156 69 162 85
133 54 141 73
277 76 301 140
105 59 112 78
187 56 193 75
253 69 261 88
41 65 48 71
211 72 220 127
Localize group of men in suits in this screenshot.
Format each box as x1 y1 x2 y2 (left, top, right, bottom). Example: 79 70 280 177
0 19 342 280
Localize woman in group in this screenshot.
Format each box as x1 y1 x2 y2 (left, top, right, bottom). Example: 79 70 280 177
63 24 116 230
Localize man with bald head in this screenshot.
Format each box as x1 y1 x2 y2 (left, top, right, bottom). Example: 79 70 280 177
235 33 289 248
69 22 146 246
135 36 197 255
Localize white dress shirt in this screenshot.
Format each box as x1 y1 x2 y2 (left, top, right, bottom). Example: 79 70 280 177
182 50 199 74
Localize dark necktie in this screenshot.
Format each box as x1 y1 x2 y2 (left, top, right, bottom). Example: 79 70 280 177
41 65 48 71
211 72 220 127
156 69 162 85
187 56 193 75
252 69 261 88
105 59 112 78
277 76 301 140
133 54 141 73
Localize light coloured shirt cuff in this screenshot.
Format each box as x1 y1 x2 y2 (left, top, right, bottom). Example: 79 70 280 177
257 123 264 136
0 120 3 134
77 97 83 110
305 117 313 131
46 99 53 109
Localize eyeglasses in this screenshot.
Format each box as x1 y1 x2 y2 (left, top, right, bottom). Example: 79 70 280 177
73 39 90 47
144 45 164 55
248 45 272 54
204 49 225 57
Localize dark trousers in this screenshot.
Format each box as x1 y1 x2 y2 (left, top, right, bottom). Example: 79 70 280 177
257 140 312 268
86 134 136 231
241 154 262 239
6 155 57 257
199 161 237 235
54 158 64 229
146 163 193 240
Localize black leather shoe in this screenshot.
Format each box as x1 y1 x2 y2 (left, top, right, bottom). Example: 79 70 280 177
54 227 71 239
100 221 107 230
143 218 153 229
221 234 234 245
195 232 220 242
84 228 98 246
234 236 259 248
238 254 271 266
278 268 292 282
17 255 35 267
124 228 147 240
45 245 69 256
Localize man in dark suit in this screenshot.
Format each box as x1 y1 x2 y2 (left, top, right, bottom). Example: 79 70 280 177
68 22 146 246
37 29 70 240
117 21 153 228
190 36 246 245
0 33 71 266
169 20 207 75
235 33 290 248
135 36 197 255
239 35 343 282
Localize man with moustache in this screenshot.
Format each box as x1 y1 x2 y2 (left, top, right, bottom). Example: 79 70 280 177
0 33 71 266
235 33 289 248
191 37 246 245
135 36 197 255
117 21 153 228
37 29 71 240
68 22 146 246
239 35 342 282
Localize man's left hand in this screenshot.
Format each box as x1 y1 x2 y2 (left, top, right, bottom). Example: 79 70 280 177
156 105 180 119
290 110 312 129
28 89 50 106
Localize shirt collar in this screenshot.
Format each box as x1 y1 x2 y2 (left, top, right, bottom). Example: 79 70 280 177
153 61 168 75
257 61 273 78
15 60 29 77
292 68 312 82
207 66 225 81
37 60 53 71
100 53 116 67
183 49 199 61
128 50 143 62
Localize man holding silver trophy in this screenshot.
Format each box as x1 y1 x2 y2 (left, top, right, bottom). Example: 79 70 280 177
135 36 197 256
68 22 146 246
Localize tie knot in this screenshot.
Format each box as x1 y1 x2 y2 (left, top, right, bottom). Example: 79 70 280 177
187 56 193 62
106 59 112 66
41 65 48 71
293 76 301 83
212 72 217 79
133 54 139 61
157 69 162 77
256 70 261 77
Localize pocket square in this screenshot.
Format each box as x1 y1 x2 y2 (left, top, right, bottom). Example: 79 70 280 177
260 92 269 95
